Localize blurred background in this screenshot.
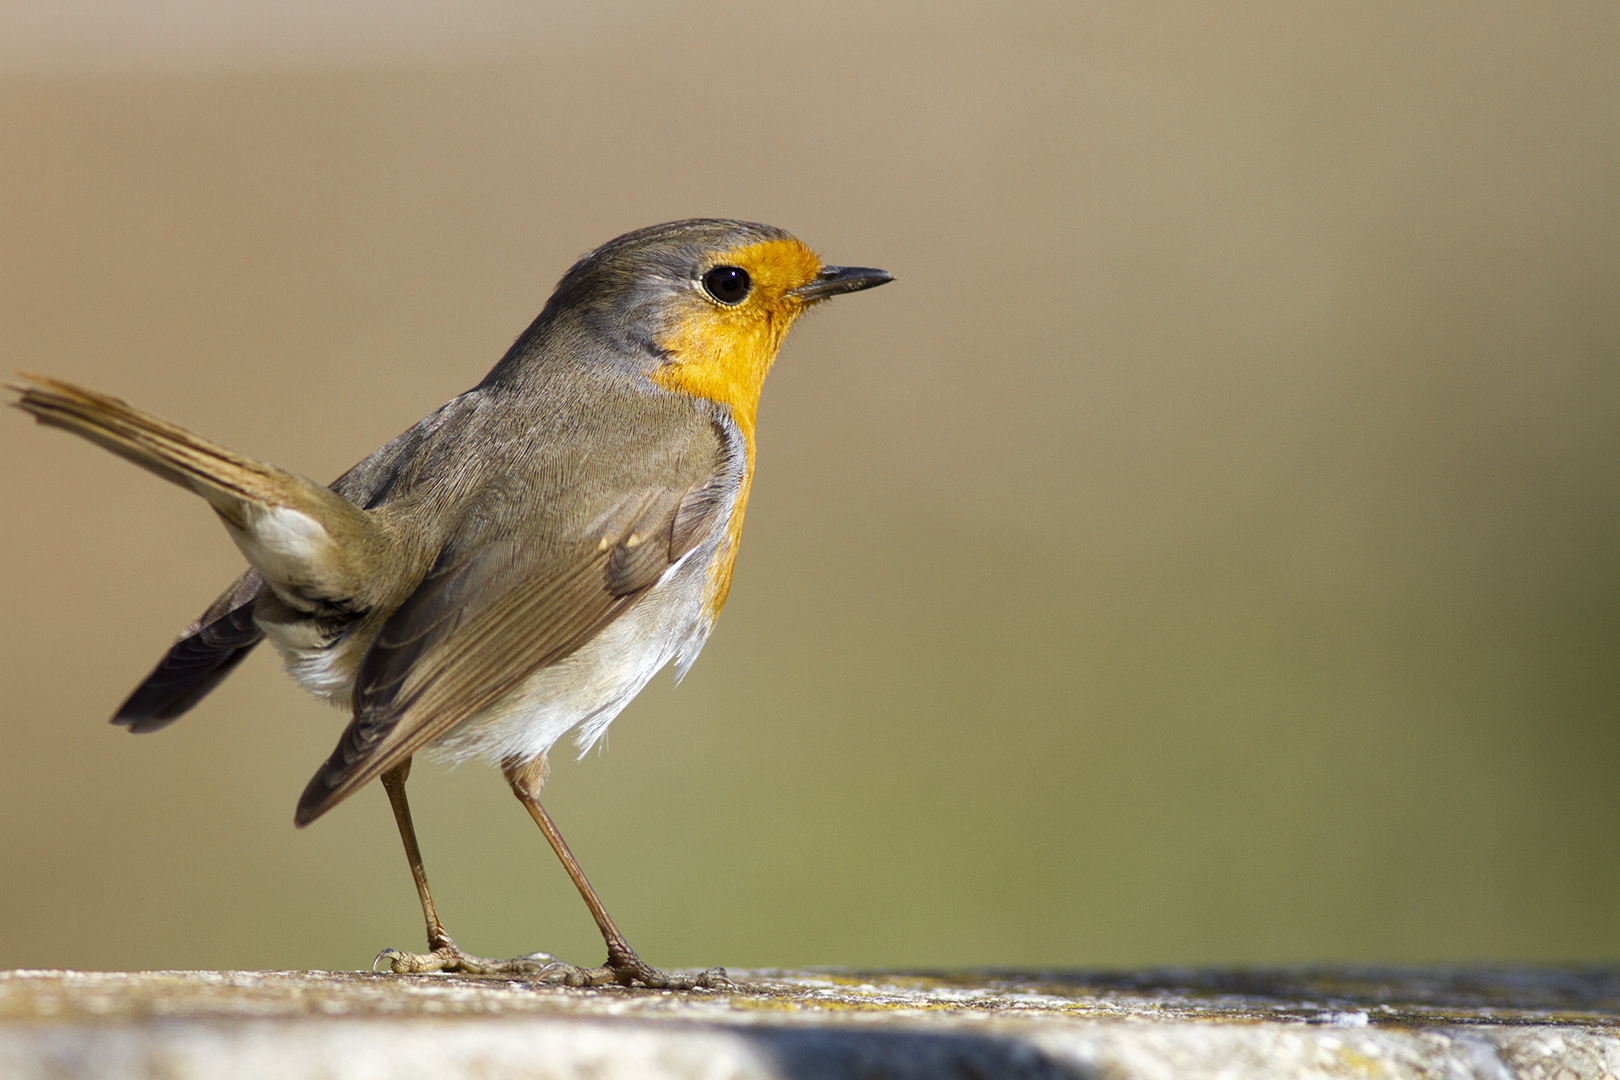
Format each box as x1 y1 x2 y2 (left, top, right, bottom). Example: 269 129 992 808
2 2 1616 973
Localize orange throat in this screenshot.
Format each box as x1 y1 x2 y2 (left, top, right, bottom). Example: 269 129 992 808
648 237 823 620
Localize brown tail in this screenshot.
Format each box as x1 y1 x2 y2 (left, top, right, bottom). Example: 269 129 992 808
10 373 388 608
13 374 321 525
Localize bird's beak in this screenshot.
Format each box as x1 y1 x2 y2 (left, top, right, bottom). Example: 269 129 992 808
792 265 894 302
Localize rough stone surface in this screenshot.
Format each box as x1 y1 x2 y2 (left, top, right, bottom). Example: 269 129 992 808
1 967 1617 1078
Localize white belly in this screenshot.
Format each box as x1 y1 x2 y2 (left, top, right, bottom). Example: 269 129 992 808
418 545 717 767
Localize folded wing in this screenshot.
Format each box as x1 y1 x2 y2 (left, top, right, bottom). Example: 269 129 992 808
294 471 733 825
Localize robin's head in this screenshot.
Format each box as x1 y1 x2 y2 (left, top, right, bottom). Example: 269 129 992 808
519 220 891 436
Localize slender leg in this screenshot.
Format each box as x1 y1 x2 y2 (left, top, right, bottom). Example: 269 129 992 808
373 758 561 976
381 759 452 952
504 755 730 989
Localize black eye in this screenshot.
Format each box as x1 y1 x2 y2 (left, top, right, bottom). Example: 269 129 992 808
701 265 751 304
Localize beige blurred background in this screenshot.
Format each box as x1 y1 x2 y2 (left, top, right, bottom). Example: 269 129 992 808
2 2 1616 974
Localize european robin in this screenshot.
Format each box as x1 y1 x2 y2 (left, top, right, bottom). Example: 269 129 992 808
11 219 892 988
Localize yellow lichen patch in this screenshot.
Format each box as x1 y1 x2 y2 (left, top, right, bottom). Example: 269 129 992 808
650 237 824 619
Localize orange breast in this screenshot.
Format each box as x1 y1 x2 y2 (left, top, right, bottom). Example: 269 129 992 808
648 237 824 621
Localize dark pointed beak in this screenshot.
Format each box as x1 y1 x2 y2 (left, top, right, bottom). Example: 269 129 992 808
792 265 894 302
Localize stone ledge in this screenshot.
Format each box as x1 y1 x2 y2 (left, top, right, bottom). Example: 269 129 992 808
2 967 1617 1079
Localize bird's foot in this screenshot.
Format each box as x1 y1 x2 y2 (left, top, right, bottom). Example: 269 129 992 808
545 942 731 989
374 941 567 977
375 938 729 990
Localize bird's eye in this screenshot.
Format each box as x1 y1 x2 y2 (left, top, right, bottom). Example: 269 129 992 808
701 265 751 305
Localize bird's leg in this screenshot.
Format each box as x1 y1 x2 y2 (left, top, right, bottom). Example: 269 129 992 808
373 758 562 977
503 754 730 990
381 759 452 953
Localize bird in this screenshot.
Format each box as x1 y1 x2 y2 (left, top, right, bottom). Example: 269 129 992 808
11 218 892 988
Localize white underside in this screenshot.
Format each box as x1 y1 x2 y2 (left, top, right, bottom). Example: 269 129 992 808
422 546 716 766
257 525 725 768
268 615 357 701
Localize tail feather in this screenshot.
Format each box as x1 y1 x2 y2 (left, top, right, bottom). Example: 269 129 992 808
10 374 300 522
10 374 389 608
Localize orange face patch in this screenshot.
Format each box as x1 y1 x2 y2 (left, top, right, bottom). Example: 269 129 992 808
649 237 825 619
649 237 823 434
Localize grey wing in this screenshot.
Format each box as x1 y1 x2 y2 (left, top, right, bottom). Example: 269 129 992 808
293 473 734 826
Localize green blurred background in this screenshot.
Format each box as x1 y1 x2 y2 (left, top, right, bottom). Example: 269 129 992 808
2 2 1616 973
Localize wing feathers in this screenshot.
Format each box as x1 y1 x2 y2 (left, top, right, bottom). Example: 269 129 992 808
295 474 730 825
113 570 267 732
